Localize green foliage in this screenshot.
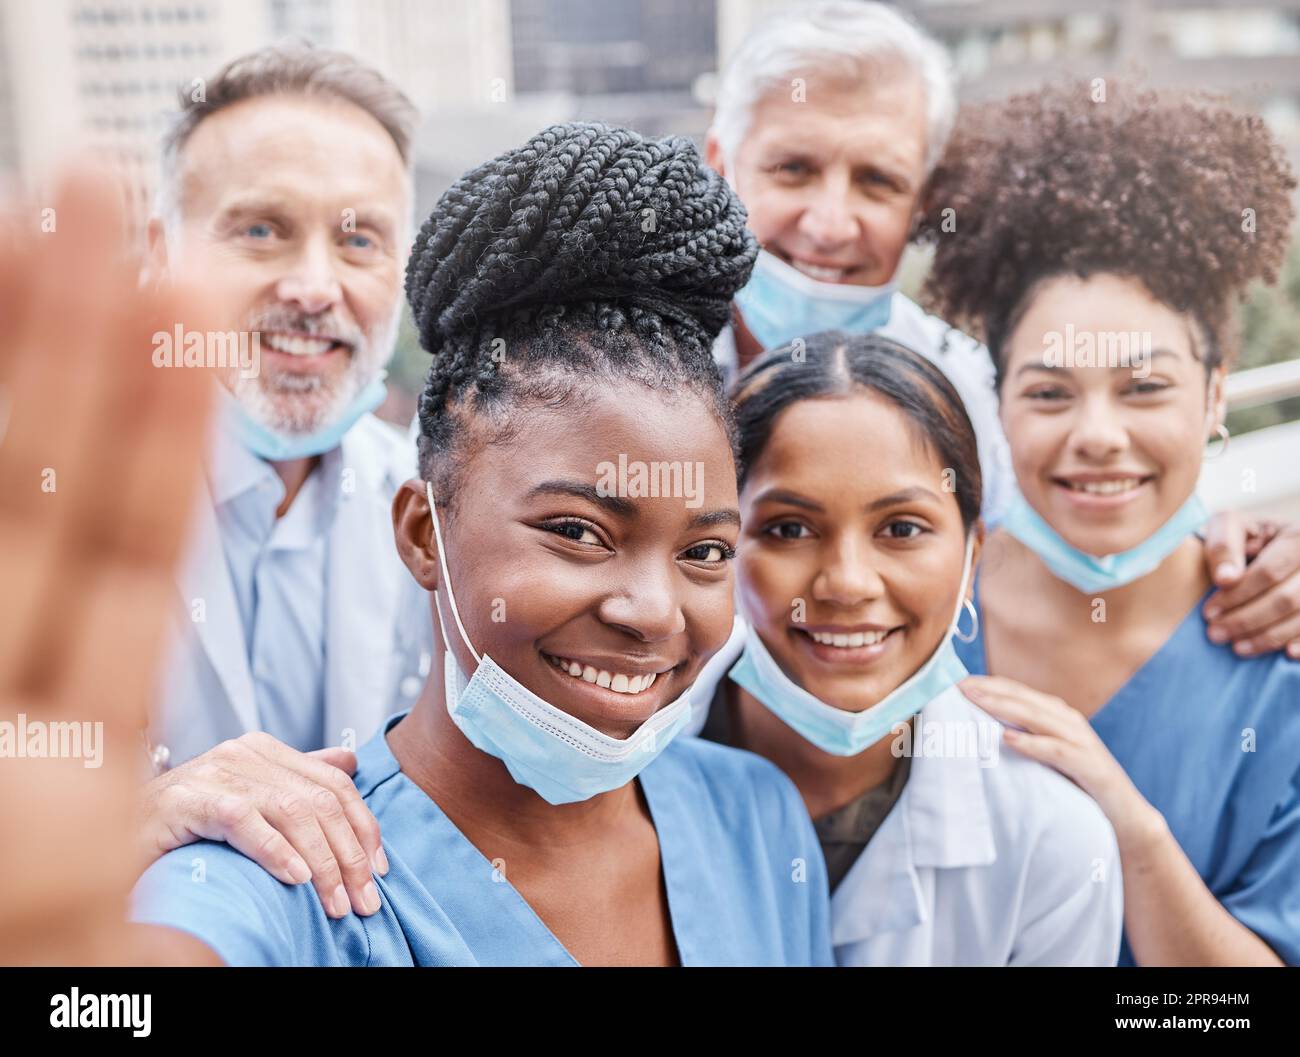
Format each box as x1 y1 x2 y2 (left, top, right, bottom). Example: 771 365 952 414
388 305 427 398
1232 241 1300 435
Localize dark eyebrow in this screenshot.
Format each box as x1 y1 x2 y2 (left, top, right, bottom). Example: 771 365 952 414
688 508 741 530
754 485 942 514
526 480 738 530
525 480 637 517
868 487 943 512
1016 347 1187 379
751 487 824 513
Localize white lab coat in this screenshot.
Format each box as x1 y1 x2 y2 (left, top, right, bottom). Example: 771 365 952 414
685 619 1125 966
148 413 433 770
715 291 1016 524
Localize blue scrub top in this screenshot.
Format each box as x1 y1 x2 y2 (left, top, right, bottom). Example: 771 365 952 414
956 588 1300 966
130 711 834 966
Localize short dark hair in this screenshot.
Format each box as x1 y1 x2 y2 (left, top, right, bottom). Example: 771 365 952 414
730 331 982 532
157 41 418 221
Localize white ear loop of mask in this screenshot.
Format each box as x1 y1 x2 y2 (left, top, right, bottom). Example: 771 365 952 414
426 480 482 666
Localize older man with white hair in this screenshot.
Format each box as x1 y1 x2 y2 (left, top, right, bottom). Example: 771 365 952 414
706 0 1300 657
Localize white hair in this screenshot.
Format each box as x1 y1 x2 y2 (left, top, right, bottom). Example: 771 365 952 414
710 1 956 175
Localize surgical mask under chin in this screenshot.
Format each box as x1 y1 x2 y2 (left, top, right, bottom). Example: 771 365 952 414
728 536 974 757
222 373 387 461
425 481 693 805
732 248 897 351
1000 489 1209 595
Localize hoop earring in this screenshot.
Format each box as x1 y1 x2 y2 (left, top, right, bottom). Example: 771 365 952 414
1204 423 1230 460
955 597 980 644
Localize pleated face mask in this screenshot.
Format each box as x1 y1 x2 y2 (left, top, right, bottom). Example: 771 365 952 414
728 534 975 756
222 373 388 461
425 481 693 805
732 249 896 351
999 489 1209 595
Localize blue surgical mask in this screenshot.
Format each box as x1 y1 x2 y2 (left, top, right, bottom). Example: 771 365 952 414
425 481 693 805
728 536 974 756
1000 489 1209 595
732 249 896 351
221 373 387 461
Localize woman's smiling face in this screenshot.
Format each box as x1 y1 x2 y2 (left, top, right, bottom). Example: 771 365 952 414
425 380 740 739
1000 273 1226 557
736 392 974 714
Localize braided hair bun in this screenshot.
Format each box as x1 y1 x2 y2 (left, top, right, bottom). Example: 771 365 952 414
406 123 757 476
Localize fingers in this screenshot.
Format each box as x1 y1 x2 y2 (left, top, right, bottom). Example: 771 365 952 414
0 171 124 697
0 166 216 963
1210 600 1300 658
997 728 1081 772
307 746 359 775
960 675 1084 741
0 169 215 725
259 785 378 917
58 280 216 728
248 734 387 878
196 795 313 888
1243 519 1281 562
141 736 386 920
1202 528 1300 654
1202 509 1247 586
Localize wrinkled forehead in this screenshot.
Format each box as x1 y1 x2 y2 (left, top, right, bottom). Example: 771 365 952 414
738 67 928 169
176 94 412 222
744 59 924 131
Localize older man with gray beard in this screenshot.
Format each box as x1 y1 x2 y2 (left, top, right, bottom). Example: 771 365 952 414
136 43 432 924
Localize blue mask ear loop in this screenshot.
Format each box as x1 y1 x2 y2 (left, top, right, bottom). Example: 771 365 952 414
425 480 482 666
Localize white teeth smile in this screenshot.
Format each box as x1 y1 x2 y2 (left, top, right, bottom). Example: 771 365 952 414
790 260 850 282
1065 478 1144 495
807 629 889 648
262 333 338 357
544 653 661 694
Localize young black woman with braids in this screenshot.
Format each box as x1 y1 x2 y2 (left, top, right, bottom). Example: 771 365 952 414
128 123 833 967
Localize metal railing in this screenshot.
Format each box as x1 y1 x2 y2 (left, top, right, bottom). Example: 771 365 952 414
1225 358 1300 411
1201 359 1300 517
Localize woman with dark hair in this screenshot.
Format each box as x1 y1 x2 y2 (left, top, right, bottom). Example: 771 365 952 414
923 81 1300 965
129 123 832 966
685 329 1123 965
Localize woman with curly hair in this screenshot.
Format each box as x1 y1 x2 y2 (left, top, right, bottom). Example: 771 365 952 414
922 81 1300 965
130 123 833 966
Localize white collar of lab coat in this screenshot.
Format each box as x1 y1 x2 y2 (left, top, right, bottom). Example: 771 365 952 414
829 683 999 946
174 412 409 737
684 618 1000 944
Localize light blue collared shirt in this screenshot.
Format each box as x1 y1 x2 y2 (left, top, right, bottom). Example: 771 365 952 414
209 437 343 752
130 710 835 966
